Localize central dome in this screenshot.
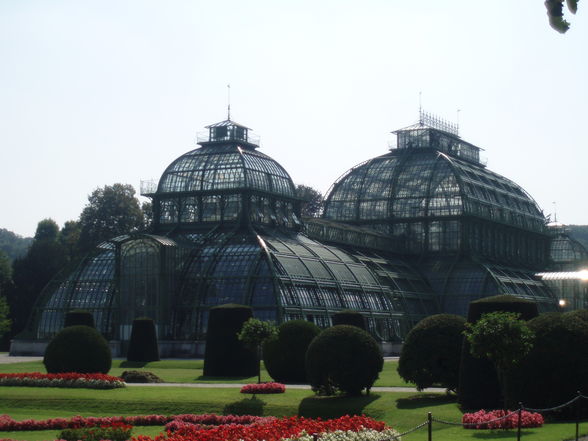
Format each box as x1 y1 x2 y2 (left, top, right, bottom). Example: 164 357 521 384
148 120 300 231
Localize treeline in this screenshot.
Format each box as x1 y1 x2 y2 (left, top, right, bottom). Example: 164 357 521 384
0 183 151 350
0 229 33 261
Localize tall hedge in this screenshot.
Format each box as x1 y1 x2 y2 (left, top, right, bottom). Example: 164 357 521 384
398 314 465 391
263 320 321 383
64 310 95 328
127 317 160 362
509 312 588 417
203 304 257 377
43 325 111 374
458 295 539 410
306 325 383 396
332 310 366 330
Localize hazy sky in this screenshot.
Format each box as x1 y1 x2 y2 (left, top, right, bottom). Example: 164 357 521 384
1 1 586 237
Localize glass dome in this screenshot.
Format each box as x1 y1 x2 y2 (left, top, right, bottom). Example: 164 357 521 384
147 120 299 230
323 123 549 267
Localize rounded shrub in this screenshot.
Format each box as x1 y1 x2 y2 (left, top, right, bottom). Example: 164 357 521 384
203 304 257 377
398 314 465 391
63 310 95 328
458 295 539 410
263 320 321 383
305 324 383 396
510 312 588 417
332 310 366 330
127 317 160 362
43 325 111 374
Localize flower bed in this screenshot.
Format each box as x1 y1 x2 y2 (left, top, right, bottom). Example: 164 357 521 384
134 415 395 441
462 409 544 429
59 421 132 441
0 372 125 389
240 382 286 394
0 413 271 432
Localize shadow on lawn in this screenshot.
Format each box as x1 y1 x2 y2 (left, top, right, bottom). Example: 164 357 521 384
298 394 381 419
470 431 534 439
396 393 457 409
223 397 266 416
119 361 149 368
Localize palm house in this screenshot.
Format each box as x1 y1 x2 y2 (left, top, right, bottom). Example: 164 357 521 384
13 113 560 356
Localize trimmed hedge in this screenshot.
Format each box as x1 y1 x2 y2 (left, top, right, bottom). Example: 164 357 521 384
332 310 366 330
43 325 111 374
63 310 95 328
127 317 160 362
263 320 321 383
398 314 465 391
203 304 257 377
458 295 539 410
510 312 588 417
306 325 383 396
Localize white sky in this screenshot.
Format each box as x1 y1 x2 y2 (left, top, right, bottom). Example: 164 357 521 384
1 1 587 238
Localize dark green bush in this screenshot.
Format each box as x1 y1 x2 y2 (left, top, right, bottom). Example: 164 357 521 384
203 304 257 377
305 325 383 396
398 314 465 391
43 325 111 374
59 424 131 441
120 370 164 383
263 320 321 383
126 317 160 362
332 310 366 330
458 295 539 410
510 312 588 417
565 309 588 323
63 310 95 328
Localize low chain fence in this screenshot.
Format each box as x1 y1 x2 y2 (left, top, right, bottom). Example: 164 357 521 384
360 391 588 441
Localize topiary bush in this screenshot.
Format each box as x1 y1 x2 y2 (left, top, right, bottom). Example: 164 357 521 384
263 320 321 383
509 312 588 417
63 309 95 328
398 314 465 391
305 324 383 396
120 370 164 383
458 295 539 410
43 325 111 374
203 304 257 377
126 317 160 362
332 310 366 330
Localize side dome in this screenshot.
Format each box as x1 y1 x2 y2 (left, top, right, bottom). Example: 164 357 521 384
146 120 300 231
323 122 549 267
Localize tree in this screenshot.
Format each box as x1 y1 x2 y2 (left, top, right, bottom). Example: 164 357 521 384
9 219 67 336
238 318 277 383
78 183 144 252
0 296 10 340
545 0 579 33
464 311 534 409
398 314 465 392
296 185 324 218
58 220 81 263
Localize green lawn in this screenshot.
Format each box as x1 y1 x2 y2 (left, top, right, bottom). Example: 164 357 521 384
0 385 585 441
0 359 408 387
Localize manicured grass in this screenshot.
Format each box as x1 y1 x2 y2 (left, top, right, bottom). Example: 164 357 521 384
0 386 585 441
0 359 408 387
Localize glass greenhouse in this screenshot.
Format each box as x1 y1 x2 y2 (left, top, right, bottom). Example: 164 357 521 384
15 115 561 356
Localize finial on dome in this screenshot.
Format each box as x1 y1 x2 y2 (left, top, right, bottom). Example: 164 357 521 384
227 84 231 121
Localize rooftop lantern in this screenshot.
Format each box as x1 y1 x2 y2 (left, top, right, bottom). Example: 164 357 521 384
392 109 485 166
197 119 260 149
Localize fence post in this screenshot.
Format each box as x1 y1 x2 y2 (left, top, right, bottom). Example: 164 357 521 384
517 403 523 441
427 412 432 441
576 391 581 441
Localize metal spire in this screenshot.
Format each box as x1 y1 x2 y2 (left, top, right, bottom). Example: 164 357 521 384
227 84 231 121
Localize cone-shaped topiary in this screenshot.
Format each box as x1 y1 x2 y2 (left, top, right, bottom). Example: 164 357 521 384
44 325 111 374
127 317 160 362
306 324 383 396
398 314 465 391
63 310 95 328
263 320 321 383
203 304 257 377
458 295 539 410
332 310 366 330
